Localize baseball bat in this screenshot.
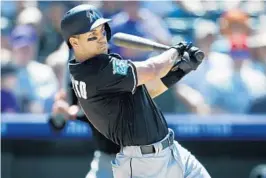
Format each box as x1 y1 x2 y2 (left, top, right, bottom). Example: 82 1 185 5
111 32 205 61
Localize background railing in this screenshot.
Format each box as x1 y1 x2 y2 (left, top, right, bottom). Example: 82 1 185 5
2 114 266 178
2 114 266 140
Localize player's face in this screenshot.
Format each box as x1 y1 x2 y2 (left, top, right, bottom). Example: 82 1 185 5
73 24 108 57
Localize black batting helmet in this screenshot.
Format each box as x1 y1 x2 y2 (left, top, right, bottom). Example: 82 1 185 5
60 4 111 48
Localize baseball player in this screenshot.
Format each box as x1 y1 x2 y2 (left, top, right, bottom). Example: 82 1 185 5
49 49 119 178
60 4 211 178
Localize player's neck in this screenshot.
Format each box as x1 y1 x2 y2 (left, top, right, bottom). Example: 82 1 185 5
74 52 93 62
74 50 108 62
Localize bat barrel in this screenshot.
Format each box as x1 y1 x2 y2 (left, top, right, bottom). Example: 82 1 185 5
112 38 154 51
112 33 170 52
112 32 205 61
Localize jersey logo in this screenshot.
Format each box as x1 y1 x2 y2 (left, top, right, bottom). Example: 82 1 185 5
112 58 129 76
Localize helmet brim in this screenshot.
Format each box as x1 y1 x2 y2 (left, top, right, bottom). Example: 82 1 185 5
90 18 111 30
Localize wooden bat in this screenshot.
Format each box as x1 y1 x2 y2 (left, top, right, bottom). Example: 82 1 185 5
111 32 205 61
111 32 169 52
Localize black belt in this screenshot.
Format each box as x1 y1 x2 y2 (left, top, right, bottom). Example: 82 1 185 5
140 133 174 155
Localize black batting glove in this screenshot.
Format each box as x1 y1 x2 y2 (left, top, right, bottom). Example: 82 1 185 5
161 43 204 88
174 49 203 73
173 42 204 72
170 41 188 57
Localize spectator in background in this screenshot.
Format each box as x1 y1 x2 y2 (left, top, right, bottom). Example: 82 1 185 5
44 42 69 112
16 6 43 62
167 1 200 18
1 17 13 50
247 31 266 114
37 2 66 63
1 1 29 21
174 19 221 115
219 9 251 37
164 1 200 44
248 31 266 73
193 9 266 114
100 1 122 18
11 25 58 113
173 19 233 115
110 1 172 61
17 6 43 29
179 19 218 91
140 1 175 17
45 42 69 90
202 35 266 114
212 9 251 54
1 61 19 113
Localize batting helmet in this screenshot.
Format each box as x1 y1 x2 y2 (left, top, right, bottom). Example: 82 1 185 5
60 4 111 48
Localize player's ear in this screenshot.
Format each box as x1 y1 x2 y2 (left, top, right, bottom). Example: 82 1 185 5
69 36 79 48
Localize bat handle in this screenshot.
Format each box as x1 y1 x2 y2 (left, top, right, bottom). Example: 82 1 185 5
152 44 170 52
194 50 205 61
150 41 205 61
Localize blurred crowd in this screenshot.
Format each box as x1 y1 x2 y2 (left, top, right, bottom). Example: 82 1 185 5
1 1 266 115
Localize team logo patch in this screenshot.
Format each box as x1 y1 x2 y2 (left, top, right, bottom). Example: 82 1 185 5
112 59 129 76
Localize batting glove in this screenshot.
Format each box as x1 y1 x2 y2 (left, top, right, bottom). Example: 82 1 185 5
172 47 204 73
170 41 188 57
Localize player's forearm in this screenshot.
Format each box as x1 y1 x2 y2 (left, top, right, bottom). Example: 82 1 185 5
65 103 88 123
147 46 204 98
146 69 187 99
133 48 179 86
149 48 179 79
145 79 168 98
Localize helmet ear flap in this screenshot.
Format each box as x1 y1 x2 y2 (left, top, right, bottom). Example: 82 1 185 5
104 23 111 41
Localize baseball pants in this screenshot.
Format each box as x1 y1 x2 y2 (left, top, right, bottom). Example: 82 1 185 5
111 129 211 178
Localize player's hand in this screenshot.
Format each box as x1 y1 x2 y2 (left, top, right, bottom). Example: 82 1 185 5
49 99 69 131
170 42 188 57
173 44 204 73
49 92 80 131
52 99 71 120
52 89 80 120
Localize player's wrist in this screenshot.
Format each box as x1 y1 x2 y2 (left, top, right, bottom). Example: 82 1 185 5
161 68 186 88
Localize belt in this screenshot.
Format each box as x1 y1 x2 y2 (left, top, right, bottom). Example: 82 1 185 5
140 132 174 155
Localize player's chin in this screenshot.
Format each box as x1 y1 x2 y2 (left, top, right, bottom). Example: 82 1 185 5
99 44 108 53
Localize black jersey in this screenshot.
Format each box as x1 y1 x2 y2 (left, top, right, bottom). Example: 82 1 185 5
65 53 120 154
68 53 168 146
